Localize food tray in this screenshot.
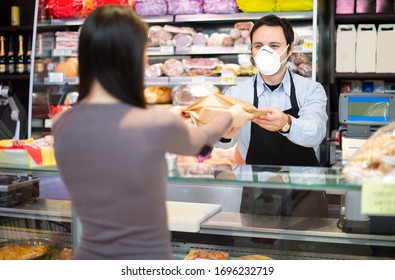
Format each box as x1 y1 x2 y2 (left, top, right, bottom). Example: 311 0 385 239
0 238 54 260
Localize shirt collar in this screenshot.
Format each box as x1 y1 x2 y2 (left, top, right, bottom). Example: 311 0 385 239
256 71 292 97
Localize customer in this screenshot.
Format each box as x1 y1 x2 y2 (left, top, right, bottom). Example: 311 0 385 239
218 14 328 167
217 15 328 217
53 5 252 260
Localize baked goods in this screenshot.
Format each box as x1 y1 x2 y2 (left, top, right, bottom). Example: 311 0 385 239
184 249 229 260
144 86 172 104
235 254 273 260
0 244 50 260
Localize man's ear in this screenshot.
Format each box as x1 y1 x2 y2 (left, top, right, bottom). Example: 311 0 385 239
288 42 295 56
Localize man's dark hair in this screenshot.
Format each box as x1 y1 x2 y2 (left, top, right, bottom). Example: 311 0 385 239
78 5 148 107
250 14 294 50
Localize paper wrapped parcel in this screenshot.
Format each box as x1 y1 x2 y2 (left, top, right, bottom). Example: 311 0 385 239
182 93 263 127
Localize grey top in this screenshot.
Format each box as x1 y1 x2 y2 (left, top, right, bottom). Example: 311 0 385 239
53 103 232 259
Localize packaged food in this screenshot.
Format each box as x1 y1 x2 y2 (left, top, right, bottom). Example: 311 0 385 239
343 121 395 183
184 249 229 260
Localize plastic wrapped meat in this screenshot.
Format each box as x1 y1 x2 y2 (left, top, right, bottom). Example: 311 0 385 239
148 26 173 47
134 0 168 16
162 59 185 77
163 25 196 35
192 32 208 45
182 58 223 69
173 34 193 48
168 0 203 14
172 84 220 105
202 0 239 14
145 63 163 78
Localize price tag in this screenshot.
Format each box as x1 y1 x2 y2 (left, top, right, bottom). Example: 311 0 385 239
220 70 235 84
160 45 174 54
52 49 65 56
44 119 53 128
361 181 395 215
191 45 205 53
63 49 73 56
234 44 250 52
191 76 205 83
303 36 313 50
48 72 64 84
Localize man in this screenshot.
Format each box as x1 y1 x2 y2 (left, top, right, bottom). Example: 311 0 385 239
217 15 328 217
217 14 328 167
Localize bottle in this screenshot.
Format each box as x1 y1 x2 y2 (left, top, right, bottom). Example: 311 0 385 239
6 36 15 74
0 36 6 74
11 5 20 26
16 35 25 74
34 33 45 76
25 35 32 74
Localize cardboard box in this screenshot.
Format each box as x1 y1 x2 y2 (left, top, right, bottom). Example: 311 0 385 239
336 25 357 73
356 24 376 73
376 24 395 73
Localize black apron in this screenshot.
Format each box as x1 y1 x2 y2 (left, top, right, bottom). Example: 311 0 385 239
240 72 328 217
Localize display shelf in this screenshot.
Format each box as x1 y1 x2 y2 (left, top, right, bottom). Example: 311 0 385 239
0 74 30 81
335 13 395 24
169 76 250 85
0 198 71 223
200 212 395 247
0 25 34 32
175 11 314 22
335 72 395 79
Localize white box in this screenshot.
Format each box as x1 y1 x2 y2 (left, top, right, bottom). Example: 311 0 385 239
336 24 357 73
356 24 377 73
376 24 395 73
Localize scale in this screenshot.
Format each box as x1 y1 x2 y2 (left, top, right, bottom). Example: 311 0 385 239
0 83 28 140
338 92 395 234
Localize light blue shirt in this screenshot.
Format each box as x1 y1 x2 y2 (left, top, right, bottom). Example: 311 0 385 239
215 71 328 161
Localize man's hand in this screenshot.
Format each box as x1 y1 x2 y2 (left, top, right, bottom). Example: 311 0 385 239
253 107 290 132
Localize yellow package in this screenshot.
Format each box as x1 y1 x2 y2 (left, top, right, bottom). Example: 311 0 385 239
236 0 276 12
276 0 313 12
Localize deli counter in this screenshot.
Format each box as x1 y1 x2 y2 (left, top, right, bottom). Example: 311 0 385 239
0 162 394 260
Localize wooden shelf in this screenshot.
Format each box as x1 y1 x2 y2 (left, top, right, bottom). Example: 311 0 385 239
0 25 33 32
0 74 30 81
335 73 395 79
335 13 395 24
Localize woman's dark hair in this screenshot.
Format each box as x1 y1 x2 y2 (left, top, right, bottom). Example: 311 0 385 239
78 5 148 107
250 14 294 52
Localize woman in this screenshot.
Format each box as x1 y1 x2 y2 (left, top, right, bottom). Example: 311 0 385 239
53 5 252 259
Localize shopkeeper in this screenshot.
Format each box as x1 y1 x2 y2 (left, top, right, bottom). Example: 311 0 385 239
217 14 329 217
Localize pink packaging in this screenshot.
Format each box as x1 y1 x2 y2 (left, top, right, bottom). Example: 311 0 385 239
202 0 239 14
168 0 203 14
134 0 168 16
356 0 376 13
336 0 355 14
376 0 394 13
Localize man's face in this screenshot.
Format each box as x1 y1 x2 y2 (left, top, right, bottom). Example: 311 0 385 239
251 25 289 61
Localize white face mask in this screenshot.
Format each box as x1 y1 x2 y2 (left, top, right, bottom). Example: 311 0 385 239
254 44 289 76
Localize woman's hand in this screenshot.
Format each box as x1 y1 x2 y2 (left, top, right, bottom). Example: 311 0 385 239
228 104 254 128
169 105 187 116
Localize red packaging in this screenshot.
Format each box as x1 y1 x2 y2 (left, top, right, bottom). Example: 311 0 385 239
46 0 83 19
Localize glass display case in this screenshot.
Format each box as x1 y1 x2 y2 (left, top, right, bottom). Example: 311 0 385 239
0 162 394 260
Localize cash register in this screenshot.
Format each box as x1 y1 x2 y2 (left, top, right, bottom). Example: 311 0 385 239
338 92 395 234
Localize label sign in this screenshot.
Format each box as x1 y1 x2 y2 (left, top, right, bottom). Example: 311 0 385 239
361 182 395 216
221 70 235 84
48 72 64 83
